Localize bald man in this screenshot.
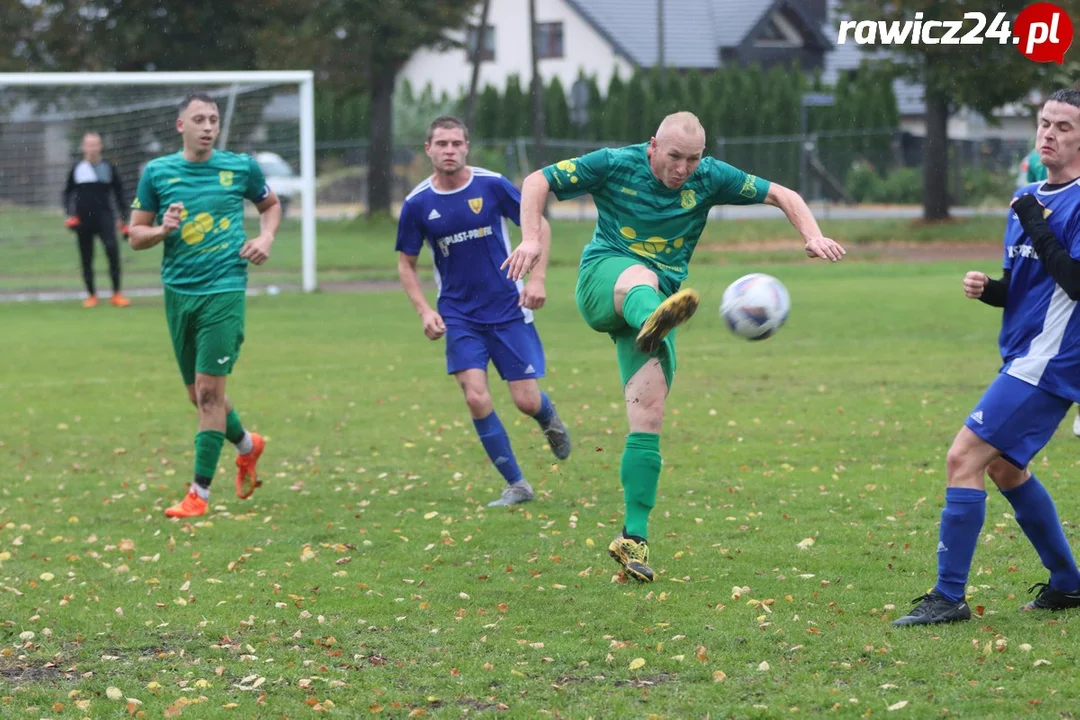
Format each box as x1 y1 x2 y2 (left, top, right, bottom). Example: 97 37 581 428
63 132 130 308
502 111 846 582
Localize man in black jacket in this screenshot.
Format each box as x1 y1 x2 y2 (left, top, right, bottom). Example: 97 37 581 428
63 132 130 307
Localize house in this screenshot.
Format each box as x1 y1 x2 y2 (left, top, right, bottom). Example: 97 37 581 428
399 0 1038 143
398 0 835 100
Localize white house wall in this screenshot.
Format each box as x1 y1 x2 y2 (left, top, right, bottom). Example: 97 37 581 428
398 0 637 99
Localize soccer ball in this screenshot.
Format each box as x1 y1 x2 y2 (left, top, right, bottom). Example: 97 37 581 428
720 273 791 341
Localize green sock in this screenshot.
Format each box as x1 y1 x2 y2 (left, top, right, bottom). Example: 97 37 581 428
194 430 227 481
621 285 662 330
225 408 245 444
620 431 661 540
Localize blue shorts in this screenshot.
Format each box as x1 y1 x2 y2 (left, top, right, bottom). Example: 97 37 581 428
964 373 1074 468
445 320 546 382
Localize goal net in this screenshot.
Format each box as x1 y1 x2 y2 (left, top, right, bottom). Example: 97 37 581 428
0 71 316 298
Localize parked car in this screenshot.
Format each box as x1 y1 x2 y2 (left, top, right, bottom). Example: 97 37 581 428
254 152 303 217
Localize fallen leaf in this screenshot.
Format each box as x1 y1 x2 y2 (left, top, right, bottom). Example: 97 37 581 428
629 657 646 670
887 700 909 711
712 670 727 682
106 687 123 700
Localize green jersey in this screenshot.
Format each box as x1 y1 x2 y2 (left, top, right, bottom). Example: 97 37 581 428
132 150 270 294
1025 148 1048 183
542 143 771 296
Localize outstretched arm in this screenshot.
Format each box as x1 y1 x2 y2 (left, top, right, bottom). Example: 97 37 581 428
520 216 552 309
503 170 551 281
763 183 845 262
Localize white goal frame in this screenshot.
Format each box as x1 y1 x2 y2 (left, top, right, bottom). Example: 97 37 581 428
0 70 318 292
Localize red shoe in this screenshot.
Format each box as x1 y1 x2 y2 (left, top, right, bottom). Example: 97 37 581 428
164 489 208 518
235 433 265 499
110 293 131 307
82 295 98 308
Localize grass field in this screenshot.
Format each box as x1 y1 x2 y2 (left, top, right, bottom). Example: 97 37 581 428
2 206 1009 294
4 245 1080 718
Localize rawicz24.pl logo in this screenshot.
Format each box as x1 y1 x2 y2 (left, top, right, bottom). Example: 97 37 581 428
837 2 1074 64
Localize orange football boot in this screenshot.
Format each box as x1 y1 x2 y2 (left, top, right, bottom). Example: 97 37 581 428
235 433 266 499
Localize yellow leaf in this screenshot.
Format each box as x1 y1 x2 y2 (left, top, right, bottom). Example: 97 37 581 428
887 700 909 711
712 670 727 682
629 658 646 670
106 687 123 700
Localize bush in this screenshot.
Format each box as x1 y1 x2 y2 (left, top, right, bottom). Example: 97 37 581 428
878 168 922 204
957 167 1014 206
844 160 885 203
844 161 921 204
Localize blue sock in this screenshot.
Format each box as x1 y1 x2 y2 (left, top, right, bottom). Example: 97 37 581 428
934 487 987 603
473 411 523 485
1001 475 1080 592
533 392 555 426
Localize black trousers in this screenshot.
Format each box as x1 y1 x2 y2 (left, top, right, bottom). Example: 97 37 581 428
75 218 121 295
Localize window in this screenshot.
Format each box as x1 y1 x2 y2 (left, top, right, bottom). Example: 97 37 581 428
754 10 804 47
536 22 564 59
466 24 496 62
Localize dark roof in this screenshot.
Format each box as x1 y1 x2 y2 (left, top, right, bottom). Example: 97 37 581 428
563 0 831 69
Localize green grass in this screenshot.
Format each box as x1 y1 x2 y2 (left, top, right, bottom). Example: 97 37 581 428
1 207 1007 293
2 258 1080 717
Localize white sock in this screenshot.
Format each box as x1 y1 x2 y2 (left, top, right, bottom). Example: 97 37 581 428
235 430 254 455
192 482 210 500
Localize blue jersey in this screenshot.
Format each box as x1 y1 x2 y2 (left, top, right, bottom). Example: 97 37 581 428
1000 180 1080 402
395 167 531 328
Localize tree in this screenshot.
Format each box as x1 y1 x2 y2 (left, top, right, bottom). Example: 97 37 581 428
625 70 650 141
501 75 528 139
602 69 628 141
528 0 546 171
252 0 473 217
838 0 1058 220
544 76 571 139
26 0 262 72
463 0 492 129
474 84 502 139
584 72 605 141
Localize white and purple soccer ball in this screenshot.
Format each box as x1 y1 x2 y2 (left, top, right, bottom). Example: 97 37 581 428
720 273 791 341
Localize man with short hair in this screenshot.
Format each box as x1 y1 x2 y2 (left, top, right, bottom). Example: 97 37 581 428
396 115 571 508
503 111 845 581
63 132 130 307
893 89 1080 626
128 92 282 518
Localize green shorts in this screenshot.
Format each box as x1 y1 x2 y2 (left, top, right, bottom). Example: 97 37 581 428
164 288 246 386
575 256 676 390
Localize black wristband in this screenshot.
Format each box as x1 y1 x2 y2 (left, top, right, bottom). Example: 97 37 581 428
978 278 1008 307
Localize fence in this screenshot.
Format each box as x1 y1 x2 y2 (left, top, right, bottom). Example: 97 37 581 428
312 129 1032 212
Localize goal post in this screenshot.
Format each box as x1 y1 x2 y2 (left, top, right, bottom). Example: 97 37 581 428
0 70 318 293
